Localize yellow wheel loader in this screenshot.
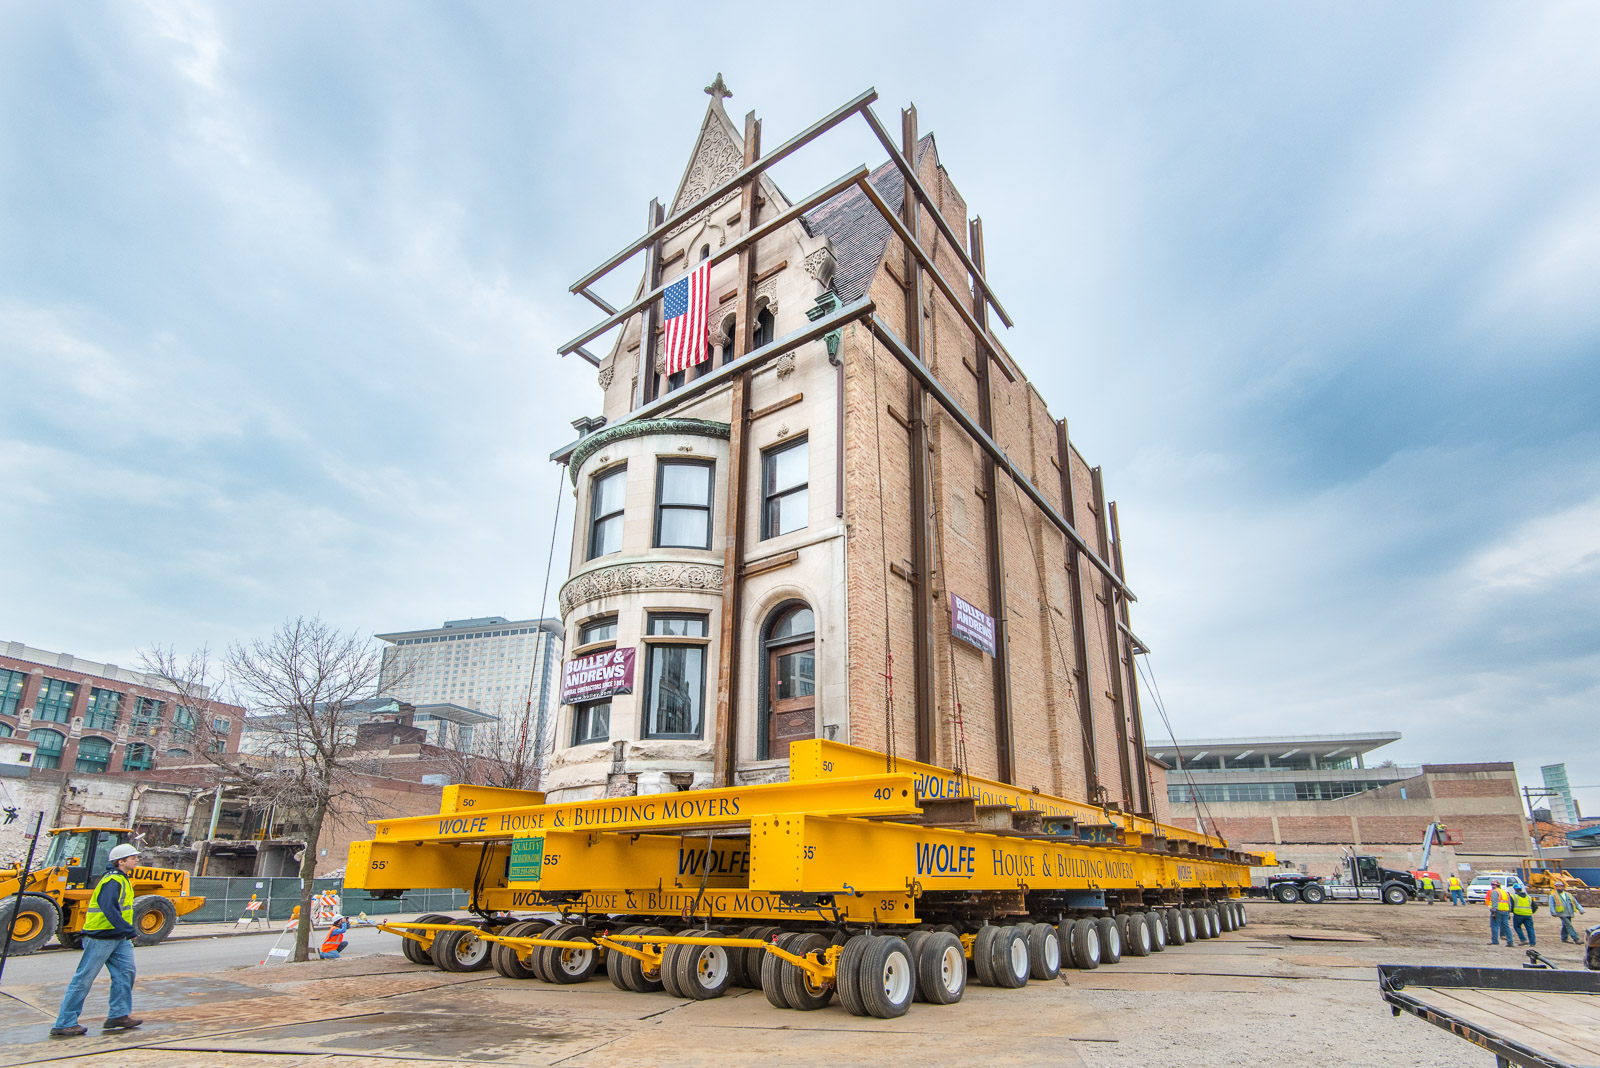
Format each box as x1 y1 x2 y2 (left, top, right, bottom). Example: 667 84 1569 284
0 826 206 954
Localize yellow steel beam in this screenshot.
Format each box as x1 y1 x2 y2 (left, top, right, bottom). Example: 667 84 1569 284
749 813 1249 896
789 739 1229 850
346 839 510 891
367 773 920 845
476 885 917 924
513 831 751 892
440 783 545 815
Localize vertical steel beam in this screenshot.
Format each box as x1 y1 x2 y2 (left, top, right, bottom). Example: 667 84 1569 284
1110 502 1153 817
969 218 1014 784
1055 419 1101 805
635 199 665 410
1092 467 1134 810
712 111 761 786
900 106 937 768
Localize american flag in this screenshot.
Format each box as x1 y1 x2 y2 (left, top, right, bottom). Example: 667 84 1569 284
660 260 711 377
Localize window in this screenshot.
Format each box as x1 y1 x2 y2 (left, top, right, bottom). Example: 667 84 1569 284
165 748 191 759
588 466 627 558
172 705 196 740
654 461 713 549
753 303 775 348
699 244 711 261
718 315 738 366
0 722 11 737
0 668 25 716
131 696 163 735
31 728 65 770
85 689 123 731
643 613 709 739
212 716 231 733
573 701 611 745
761 438 809 539
122 743 153 771
74 736 112 773
578 617 618 647
761 604 816 758
34 678 77 724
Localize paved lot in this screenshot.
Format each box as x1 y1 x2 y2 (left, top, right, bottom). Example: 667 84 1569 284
0 901 1586 1067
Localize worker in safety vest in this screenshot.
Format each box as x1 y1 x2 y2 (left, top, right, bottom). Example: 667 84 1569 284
1549 888 1586 944
1510 886 1537 946
1447 873 1465 906
1487 880 1514 946
319 916 351 959
50 843 144 1037
1418 874 1435 904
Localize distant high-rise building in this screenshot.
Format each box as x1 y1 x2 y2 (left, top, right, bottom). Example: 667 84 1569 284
376 617 562 722
1541 763 1577 825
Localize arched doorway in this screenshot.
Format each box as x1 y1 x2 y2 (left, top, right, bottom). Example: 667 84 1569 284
763 603 815 756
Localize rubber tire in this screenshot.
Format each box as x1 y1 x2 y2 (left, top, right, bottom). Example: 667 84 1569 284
402 913 451 966
1165 909 1187 946
1383 884 1409 906
1236 902 1248 928
904 931 931 1003
916 931 966 1005
779 932 834 1011
1027 921 1062 978
627 926 669 993
433 926 493 972
741 925 782 992
1274 882 1300 904
761 932 800 1009
990 926 1029 988
607 924 645 991
1182 909 1198 943
1069 918 1101 969
1095 917 1122 964
727 926 765 989
1300 883 1326 905
0 894 58 956
1122 913 1152 957
972 925 1002 986
673 939 733 1000
1207 907 1222 936
58 928 82 951
540 924 599 985
131 895 178 946
491 920 539 979
1217 904 1234 932
836 933 876 1016
858 935 915 1019
1146 911 1167 952
1195 908 1211 939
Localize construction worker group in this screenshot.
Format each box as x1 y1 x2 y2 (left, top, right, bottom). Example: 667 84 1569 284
1486 879 1541 947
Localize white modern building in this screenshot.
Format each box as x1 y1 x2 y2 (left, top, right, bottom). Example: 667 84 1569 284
376 616 562 725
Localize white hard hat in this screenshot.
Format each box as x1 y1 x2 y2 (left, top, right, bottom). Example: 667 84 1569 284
109 844 141 862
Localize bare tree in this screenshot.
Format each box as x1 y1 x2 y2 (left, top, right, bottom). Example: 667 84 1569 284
144 617 406 963
436 708 542 791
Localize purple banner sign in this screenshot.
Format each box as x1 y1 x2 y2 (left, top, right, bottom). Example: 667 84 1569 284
949 593 997 656
561 648 635 705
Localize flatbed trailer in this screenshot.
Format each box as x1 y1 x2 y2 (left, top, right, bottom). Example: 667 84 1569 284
1378 964 1600 1068
347 740 1261 1019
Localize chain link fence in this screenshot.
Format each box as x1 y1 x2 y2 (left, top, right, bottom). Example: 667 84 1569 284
180 877 468 924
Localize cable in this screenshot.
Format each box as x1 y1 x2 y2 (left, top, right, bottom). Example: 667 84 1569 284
1133 651 1219 841
524 467 567 776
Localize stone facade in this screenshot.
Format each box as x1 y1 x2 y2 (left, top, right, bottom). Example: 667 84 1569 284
546 96 1149 814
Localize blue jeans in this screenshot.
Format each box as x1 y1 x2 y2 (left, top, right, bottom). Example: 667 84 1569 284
1558 916 1580 943
1489 912 1513 944
1512 914 1536 945
1449 890 1465 905
53 936 135 1028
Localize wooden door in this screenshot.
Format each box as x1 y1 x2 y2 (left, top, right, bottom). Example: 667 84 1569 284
767 640 816 751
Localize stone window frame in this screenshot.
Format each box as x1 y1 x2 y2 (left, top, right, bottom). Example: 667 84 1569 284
653 457 715 550
760 436 810 540
587 462 629 560
641 611 710 740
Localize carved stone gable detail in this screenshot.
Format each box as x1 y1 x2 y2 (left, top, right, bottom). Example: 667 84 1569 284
775 353 796 378
560 561 726 615
597 365 615 390
804 248 836 288
670 111 744 237
754 276 779 316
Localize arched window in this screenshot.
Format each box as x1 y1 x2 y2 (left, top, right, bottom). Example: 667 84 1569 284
760 603 815 758
74 736 112 773
31 728 65 769
699 244 711 261
165 747 191 761
753 304 775 348
0 721 12 737
123 743 153 772
718 314 738 366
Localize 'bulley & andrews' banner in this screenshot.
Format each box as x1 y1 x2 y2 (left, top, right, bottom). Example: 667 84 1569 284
949 593 997 656
560 648 635 705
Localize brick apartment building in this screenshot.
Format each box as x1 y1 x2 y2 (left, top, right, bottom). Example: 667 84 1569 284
544 86 1150 811
0 641 244 776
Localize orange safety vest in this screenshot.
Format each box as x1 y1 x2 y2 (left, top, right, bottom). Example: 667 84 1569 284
1488 888 1511 911
1448 875 1462 891
321 926 347 953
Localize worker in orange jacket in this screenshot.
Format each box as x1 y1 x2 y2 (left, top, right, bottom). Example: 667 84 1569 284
1487 880 1514 946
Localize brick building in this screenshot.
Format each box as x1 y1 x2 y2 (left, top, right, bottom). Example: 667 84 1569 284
544 85 1149 810
1155 733 1532 878
0 641 244 776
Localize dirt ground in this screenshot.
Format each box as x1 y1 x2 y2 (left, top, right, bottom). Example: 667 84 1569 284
0 900 1589 1068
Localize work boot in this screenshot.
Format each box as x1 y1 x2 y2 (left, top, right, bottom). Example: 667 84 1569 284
49 1025 88 1037
103 1016 142 1030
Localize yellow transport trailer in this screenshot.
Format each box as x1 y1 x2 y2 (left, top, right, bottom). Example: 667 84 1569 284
347 741 1259 1018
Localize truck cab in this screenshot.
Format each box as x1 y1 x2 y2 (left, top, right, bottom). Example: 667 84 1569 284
41 827 131 890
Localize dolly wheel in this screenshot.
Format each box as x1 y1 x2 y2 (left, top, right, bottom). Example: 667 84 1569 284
859 935 915 1019
779 932 835 1010
836 933 876 1016
916 931 966 1005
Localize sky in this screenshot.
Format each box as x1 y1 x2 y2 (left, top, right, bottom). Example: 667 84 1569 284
1 2 1596 813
